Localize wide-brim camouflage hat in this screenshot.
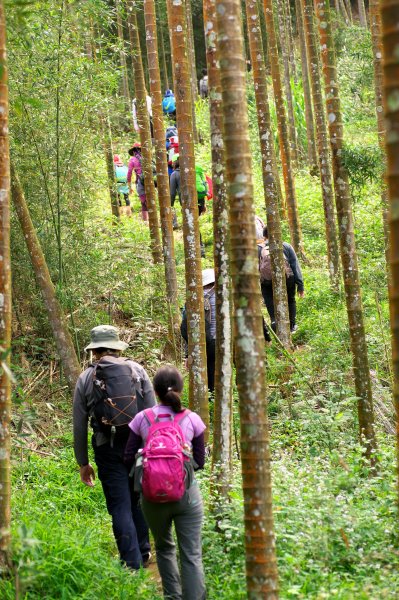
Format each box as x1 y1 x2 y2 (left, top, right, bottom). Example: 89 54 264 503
84 325 129 352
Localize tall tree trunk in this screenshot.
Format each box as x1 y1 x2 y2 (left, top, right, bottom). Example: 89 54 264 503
316 0 377 466
143 0 180 355
166 0 209 428
357 0 368 26
285 0 298 83
0 1 11 565
157 13 169 91
115 0 131 109
216 0 279 596
370 0 389 261
277 0 298 164
263 0 305 256
129 4 163 265
343 0 353 21
11 163 81 392
246 0 292 348
338 0 350 23
381 0 399 513
184 0 199 143
101 114 121 222
295 0 319 173
203 0 233 499
302 0 340 289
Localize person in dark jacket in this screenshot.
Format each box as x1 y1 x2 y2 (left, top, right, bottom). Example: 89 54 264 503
73 325 156 570
259 226 304 332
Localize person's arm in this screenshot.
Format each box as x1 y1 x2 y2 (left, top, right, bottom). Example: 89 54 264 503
127 158 134 186
284 243 304 293
191 433 205 469
170 172 177 203
73 374 95 487
124 429 142 469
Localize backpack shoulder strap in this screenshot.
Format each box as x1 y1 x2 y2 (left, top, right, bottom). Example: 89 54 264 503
144 408 156 426
173 409 191 427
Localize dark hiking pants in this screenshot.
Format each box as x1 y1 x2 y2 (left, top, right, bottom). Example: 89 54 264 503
93 437 150 569
261 275 297 331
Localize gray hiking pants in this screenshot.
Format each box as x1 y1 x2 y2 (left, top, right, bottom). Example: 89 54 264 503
141 482 206 600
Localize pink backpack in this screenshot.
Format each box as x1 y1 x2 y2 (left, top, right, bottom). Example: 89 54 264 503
141 408 191 503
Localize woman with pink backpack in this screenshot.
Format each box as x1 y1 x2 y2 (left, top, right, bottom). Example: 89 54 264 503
124 365 207 600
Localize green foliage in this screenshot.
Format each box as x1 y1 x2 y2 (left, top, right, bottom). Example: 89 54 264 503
341 143 384 191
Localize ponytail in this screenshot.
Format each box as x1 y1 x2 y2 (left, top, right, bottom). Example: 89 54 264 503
153 365 184 413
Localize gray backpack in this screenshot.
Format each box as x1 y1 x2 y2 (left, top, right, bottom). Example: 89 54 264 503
259 243 293 283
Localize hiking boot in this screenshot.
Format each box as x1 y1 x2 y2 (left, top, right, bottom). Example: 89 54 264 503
290 324 298 333
172 211 179 230
200 243 206 258
142 552 153 568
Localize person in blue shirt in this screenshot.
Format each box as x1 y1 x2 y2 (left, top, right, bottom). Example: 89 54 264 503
162 89 176 117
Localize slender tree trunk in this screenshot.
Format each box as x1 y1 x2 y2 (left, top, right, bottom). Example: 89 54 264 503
203 0 233 499
263 0 305 255
277 0 298 164
129 4 163 265
343 0 353 21
143 0 180 354
370 0 389 261
11 163 81 392
285 0 298 83
216 1 279 596
295 0 319 173
184 0 199 143
338 0 350 23
302 0 340 289
316 0 377 466
246 0 292 348
166 0 209 428
0 1 11 565
115 0 131 109
357 0 368 26
157 14 169 90
102 114 120 221
381 0 399 512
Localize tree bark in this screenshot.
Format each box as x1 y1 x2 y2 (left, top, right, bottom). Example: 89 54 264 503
203 0 233 499
263 0 305 256
295 0 319 173
381 0 399 513
216 0 279 596
143 0 180 354
184 0 198 143
101 114 120 222
369 0 389 261
316 0 377 466
129 3 163 265
302 0 340 289
115 0 131 109
0 0 11 565
11 163 81 393
277 0 298 164
245 0 292 348
166 0 209 427
357 0 368 26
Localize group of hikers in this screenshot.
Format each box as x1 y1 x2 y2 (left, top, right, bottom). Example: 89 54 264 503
73 225 303 599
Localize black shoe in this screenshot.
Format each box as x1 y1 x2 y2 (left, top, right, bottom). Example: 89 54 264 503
200 244 205 258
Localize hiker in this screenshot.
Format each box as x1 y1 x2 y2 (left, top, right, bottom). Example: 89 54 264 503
132 96 153 138
124 365 207 600
166 129 179 177
181 268 216 393
199 69 208 99
169 154 181 229
73 325 156 570
127 142 148 221
162 89 176 118
113 155 131 212
259 226 304 333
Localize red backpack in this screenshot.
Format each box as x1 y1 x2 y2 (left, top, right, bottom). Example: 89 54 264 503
139 408 192 503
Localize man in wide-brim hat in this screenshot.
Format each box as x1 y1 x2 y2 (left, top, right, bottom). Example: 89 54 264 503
73 325 155 569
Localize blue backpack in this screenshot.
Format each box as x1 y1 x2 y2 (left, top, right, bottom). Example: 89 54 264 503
163 95 176 115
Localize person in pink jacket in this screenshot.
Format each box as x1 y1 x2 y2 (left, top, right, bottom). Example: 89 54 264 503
127 142 148 221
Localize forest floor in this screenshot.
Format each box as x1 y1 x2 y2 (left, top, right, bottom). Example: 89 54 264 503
4 103 399 598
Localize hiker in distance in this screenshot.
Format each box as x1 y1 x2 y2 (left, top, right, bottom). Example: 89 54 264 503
127 142 149 222
124 365 207 600
73 325 155 570
113 154 131 214
259 226 304 333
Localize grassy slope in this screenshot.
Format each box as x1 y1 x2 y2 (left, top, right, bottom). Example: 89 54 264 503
4 48 399 600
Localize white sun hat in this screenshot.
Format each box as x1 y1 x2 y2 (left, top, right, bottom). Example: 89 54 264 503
202 268 215 287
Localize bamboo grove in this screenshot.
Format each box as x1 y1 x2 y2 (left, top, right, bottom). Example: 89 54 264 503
1 0 399 597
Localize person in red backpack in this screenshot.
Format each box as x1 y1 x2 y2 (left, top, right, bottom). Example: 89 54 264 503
124 365 206 600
